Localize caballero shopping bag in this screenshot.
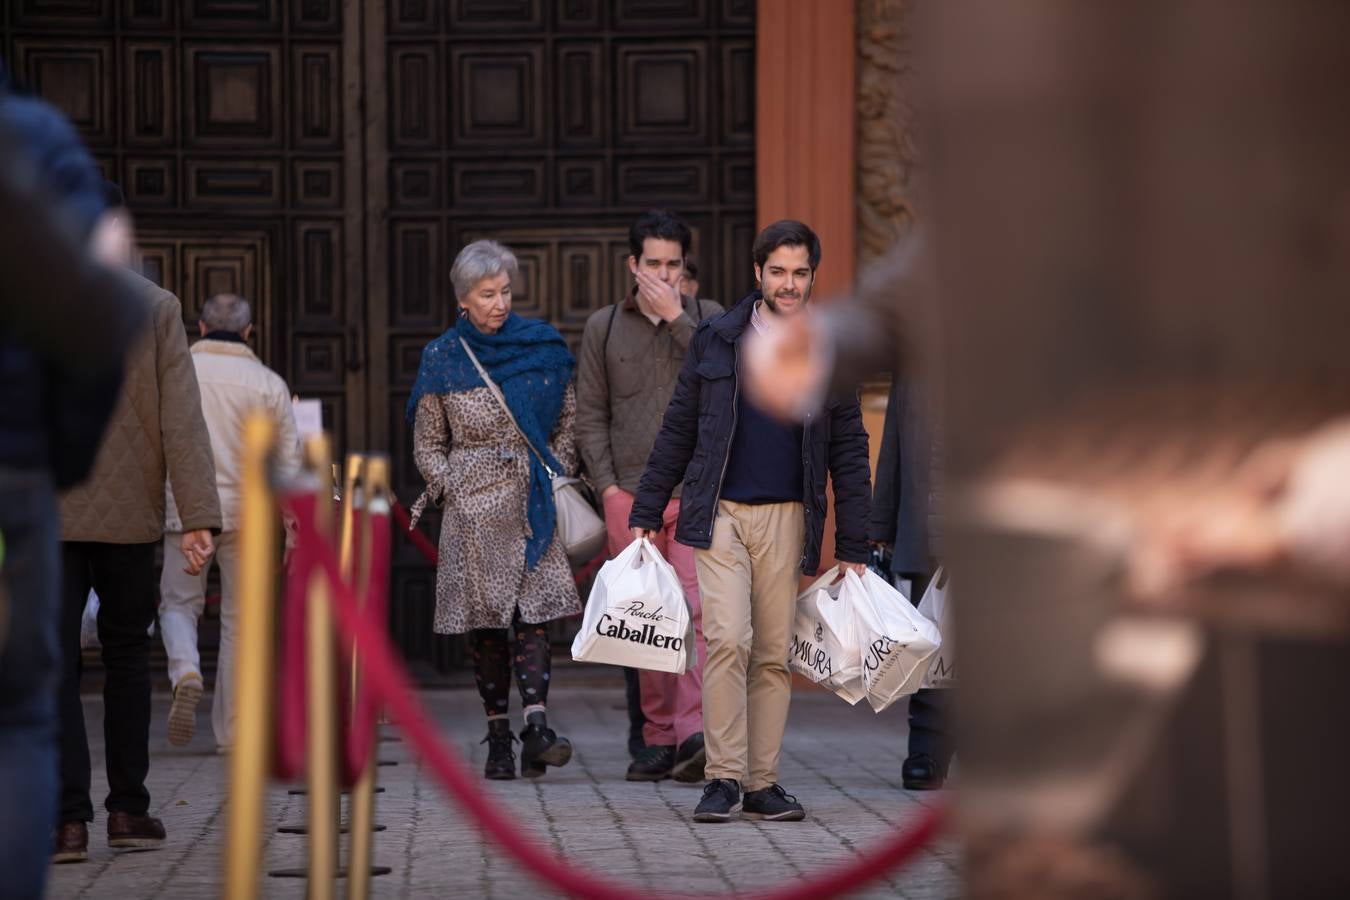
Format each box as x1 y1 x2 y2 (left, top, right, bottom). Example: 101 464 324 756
845 569 941 712
789 567 866 705
570 538 694 674
916 568 955 689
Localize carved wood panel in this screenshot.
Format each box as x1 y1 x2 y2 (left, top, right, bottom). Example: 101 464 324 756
2 0 361 464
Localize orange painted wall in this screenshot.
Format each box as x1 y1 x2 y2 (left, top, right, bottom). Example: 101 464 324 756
758 0 860 578
756 0 857 300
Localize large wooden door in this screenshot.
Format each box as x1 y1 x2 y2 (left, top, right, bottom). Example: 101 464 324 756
2 0 369 456
374 0 757 669
4 0 756 671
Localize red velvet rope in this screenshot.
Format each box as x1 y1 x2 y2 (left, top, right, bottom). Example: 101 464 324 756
341 509 390 783
273 491 315 781
286 499 947 900
390 495 441 566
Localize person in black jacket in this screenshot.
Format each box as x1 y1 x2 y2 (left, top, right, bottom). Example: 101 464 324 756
869 375 952 789
0 86 147 896
629 220 872 823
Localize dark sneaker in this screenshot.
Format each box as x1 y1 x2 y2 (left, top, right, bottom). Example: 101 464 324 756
743 784 806 821
692 778 741 823
482 724 518 781
107 811 166 850
519 723 572 778
627 733 646 759
672 732 706 783
902 753 946 791
52 821 88 863
626 744 675 781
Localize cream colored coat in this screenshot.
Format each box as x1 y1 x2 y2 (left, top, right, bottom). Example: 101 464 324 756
165 338 301 533
60 275 221 543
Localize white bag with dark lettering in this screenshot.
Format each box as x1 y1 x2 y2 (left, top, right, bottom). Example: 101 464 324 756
570 538 694 674
789 568 866 705
917 568 955 689
844 569 942 712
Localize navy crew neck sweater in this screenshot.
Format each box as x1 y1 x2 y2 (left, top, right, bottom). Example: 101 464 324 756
719 384 804 506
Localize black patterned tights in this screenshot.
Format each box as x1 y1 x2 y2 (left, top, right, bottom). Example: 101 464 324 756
469 611 552 717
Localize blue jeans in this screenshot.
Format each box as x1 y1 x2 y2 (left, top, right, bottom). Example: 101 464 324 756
0 468 60 899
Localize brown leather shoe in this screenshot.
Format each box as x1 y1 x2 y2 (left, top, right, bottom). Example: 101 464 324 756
52 821 88 863
107 811 166 850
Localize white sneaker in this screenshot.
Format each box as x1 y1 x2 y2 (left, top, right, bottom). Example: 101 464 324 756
168 674 204 747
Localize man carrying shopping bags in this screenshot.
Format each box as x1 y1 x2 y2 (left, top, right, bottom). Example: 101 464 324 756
630 220 873 823
576 209 723 782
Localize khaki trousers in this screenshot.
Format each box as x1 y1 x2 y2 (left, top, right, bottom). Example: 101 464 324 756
695 499 805 791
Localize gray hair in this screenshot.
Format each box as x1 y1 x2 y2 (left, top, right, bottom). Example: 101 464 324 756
201 293 252 333
450 239 518 300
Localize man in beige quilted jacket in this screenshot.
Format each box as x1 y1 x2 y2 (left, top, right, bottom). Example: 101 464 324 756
54 201 221 861
160 293 300 753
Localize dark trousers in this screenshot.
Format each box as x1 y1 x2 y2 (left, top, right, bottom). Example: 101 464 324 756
899 570 955 767
58 540 159 822
0 469 61 897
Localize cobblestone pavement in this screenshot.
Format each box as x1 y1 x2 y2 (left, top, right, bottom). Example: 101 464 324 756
46 671 958 899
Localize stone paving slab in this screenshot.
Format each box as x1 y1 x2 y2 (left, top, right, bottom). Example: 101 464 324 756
46 671 958 899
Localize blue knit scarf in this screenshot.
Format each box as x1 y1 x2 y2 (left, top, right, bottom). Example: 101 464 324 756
406 314 575 569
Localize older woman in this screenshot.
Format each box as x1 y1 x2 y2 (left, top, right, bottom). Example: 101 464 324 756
408 239 582 780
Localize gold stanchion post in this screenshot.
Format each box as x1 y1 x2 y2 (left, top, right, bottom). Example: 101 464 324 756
347 456 391 899
304 435 339 899
222 414 278 900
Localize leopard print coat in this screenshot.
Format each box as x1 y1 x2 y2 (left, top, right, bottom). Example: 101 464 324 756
412 383 582 633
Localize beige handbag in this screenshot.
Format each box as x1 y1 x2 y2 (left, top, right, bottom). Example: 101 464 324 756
459 337 607 568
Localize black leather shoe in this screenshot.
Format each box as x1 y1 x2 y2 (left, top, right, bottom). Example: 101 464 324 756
482 720 517 780
626 744 675 781
672 732 706 783
902 753 947 790
520 723 572 778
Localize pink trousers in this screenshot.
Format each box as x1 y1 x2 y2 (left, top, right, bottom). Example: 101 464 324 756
602 490 706 747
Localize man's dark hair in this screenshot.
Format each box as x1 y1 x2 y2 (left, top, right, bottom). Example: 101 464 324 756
629 209 691 259
683 254 699 280
752 219 821 271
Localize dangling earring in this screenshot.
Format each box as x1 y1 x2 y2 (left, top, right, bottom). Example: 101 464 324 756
457 307 467 318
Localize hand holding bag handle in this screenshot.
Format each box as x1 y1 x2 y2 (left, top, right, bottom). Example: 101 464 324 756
458 336 607 566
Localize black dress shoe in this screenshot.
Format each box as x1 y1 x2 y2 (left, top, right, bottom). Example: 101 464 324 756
902 753 946 790
672 732 706 783
626 744 675 781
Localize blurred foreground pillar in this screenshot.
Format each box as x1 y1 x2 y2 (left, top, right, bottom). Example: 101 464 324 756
921 2 1350 897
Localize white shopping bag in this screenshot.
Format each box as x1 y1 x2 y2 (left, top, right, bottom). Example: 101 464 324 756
570 538 695 674
917 568 955 689
845 569 942 712
789 568 866 705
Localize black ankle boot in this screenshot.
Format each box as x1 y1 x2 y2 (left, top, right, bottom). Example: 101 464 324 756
482 719 517 780
519 712 572 778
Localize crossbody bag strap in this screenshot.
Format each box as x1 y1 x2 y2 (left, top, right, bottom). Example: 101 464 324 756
457 336 557 479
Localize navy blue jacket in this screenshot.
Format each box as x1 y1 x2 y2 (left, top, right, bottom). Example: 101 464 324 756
629 293 872 575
